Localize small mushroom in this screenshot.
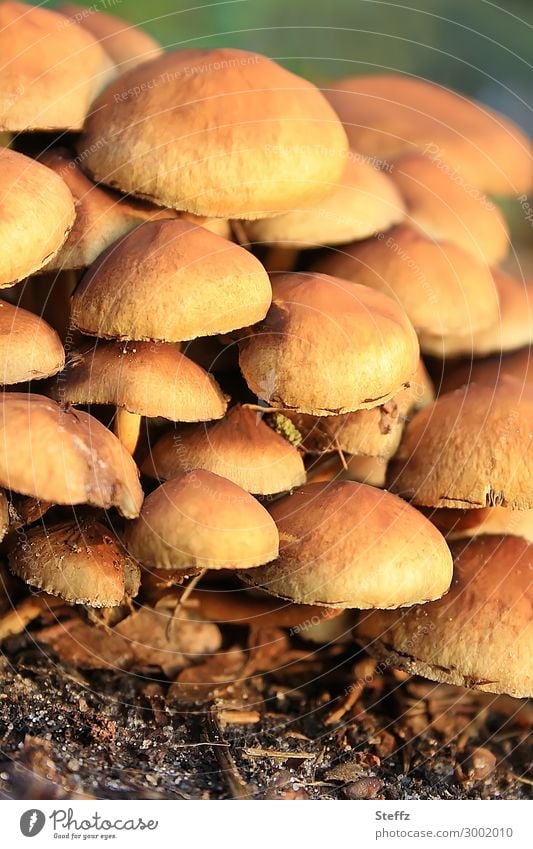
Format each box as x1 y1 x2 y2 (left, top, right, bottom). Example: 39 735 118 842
238 480 452 609
142 404 306 495
355 534 533 698
239 272 419 416
125 469 279 571
0 300 64 384
9 519 140 607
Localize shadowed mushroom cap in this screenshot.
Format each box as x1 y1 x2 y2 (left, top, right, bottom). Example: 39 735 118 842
243 155 405 248
441 346 533 395
0 148 75 287
71 219 271 342
78 47 348 218
0 489 8 543
58 341 228 422
40 149 176 271
390 153 509 265
313 224 499 343
422 270 533 358
9 519 140 607
426 505 533 543
125 469 279 570
355 534 533 698
325 74 532 195
290 359 433 458
0 394 143 517
238 480 452 608
238 272 419 416
142 404 306 495
0 1 113 131
58 3 162 74
389 376 533 509
0 300 64 384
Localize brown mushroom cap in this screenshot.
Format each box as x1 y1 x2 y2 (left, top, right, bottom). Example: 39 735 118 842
290 359 433 458
238 271 419 416
441 346 533 395
356 535 533 698
125 469 279 570
239 481 452 608
71 219 272 343
78 48 348 218
0 1 113 131
0 300 64 384
9 519 140 607
425 505 533 543
390 153 509 265
142 404 306 495
0 394 143 517
422 270 533 358
325 74 532 195
58 341 228 423
313 225 499 343
243 155 405 248
389 377 533 509
58 3 162 74
0 148 75 287
0 489 8 543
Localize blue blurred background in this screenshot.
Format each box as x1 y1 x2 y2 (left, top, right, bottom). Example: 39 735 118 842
41 0 532 134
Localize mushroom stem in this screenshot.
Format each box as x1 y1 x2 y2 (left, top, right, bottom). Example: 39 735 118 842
0 133 11 148
114 408 142 455
264 246 299 273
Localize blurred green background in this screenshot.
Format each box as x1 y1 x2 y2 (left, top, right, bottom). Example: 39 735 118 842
42 0 532 133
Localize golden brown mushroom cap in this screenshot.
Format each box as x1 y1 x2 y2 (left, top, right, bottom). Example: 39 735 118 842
58 3 162 74
356 535 533 698
390 153 509 265
0 394 143 517
425 505 533 544
78 48 348 218
314 224 499 343
239 480 452 609
125 469 279 570
441 346 533 395
243 155 405 248
389 377 533 509
142 404 306 495
71 219 272 343
0 300 64 384
58 341 228 423
0 1 113 131
325 74 532 195
239 272 419 416
9 520 140 607
0 148 75 287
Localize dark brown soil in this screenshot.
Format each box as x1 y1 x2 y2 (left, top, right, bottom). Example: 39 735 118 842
0 632 531 801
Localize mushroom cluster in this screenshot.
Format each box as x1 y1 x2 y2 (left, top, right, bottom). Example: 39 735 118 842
0 2 531 707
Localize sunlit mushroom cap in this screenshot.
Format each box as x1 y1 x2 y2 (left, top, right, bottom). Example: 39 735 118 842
125 469 279 570
71 219 272 342
426 505 533 543
290 359 433 458
0 148 75 287
58 341 228 423
239 481 452 608
356 534 533 698
325 74 532 195
58 3 162 74
0 1 113 131
314 225 499 344
243 154 405 248
9 519 140 607
0 394 143 517
0 300 64 384
422 270 533 358
389 377 533 509
142 404 306 495
239 272 419 416
78 48 348 218
390 153 509 265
